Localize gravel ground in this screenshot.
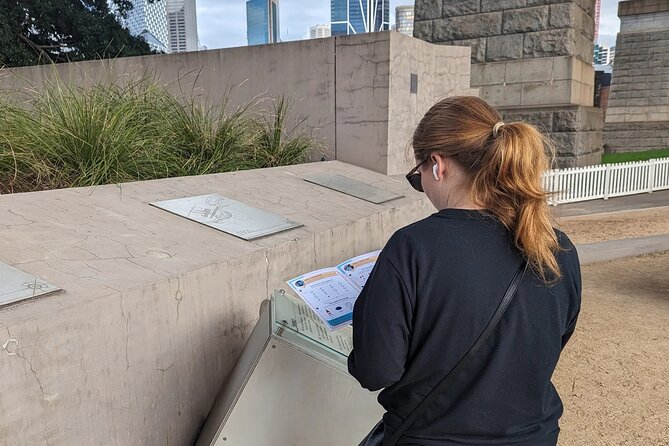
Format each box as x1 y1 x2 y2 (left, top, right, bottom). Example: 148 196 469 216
554 252 669 446
555 207 669 245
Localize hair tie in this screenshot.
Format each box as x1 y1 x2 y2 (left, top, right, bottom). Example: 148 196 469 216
493 121 505 138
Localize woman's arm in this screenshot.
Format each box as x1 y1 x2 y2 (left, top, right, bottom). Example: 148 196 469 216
348 255 414 391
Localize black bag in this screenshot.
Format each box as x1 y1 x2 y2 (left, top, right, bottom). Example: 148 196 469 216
358 262 527 446
357 420 384 446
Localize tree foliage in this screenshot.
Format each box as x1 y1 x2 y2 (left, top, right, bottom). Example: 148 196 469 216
0 1 158 68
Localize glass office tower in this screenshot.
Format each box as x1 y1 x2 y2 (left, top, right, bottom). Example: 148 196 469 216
247 0 279 45
331 0 390 36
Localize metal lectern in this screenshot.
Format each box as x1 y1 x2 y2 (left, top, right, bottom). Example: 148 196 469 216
195 290 383 446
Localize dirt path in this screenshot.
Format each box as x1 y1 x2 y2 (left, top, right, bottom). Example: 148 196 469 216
554 252 669 445
555 207 669 245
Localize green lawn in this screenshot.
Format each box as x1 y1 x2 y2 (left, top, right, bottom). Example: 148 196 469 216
602 148 669 164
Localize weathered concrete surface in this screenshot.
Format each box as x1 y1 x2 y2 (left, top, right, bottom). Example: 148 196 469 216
0 162 433 445
604 1 669 152
578 234 669 265
335 32 472 175
0 33 472 176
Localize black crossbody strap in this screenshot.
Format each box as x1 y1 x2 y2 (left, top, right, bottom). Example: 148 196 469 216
385 261 528 446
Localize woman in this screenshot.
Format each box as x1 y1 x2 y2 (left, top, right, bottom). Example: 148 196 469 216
348 96 581 446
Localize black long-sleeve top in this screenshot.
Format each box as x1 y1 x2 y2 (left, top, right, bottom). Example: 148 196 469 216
348 209 581 446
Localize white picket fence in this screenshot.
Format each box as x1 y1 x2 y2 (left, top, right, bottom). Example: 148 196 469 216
543 157 669 205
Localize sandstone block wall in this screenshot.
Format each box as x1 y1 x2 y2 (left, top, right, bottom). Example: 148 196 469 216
415 0 595 64
415 0 603 167
604 1 669 152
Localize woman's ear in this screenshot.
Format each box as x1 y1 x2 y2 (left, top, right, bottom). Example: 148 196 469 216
431 154 447 181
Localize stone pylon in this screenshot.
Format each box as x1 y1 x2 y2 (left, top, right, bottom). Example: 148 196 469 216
414 0 604 167
604 0 669 153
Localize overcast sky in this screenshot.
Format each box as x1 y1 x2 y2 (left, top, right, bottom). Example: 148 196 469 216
196 1 620 50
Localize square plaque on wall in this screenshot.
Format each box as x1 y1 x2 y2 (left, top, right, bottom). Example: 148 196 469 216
304 174 403 204
151 194 302 241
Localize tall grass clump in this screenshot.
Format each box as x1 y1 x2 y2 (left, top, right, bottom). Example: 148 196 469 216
0 78 320 193
246 97 314 169
155 92 260 177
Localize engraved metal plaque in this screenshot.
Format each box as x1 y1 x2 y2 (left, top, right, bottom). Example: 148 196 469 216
304 174 403 204
151 194 302 241
0 262 60 306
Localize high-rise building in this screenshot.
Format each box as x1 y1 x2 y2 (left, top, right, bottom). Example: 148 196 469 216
395 5 414 36
247 0 280 45
310 24 332 39
594 43 613 65
331 0 390 36
166 0 199 53
594 0 601 42
120 0 170 53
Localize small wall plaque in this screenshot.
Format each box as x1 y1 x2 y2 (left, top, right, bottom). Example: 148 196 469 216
304 174 404 204
151 194 302 241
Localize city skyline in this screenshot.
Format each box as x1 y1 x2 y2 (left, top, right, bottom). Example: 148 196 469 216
198 0 621 50
331 0 390 36
247 0 280 45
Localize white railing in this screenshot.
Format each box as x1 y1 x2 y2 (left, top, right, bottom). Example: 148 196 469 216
543 157 669 205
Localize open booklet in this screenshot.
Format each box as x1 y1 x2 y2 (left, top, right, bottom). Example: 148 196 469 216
286 250 381 331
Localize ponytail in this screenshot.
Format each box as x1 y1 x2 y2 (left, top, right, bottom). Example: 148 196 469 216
412 96 561 282
472 122 560 281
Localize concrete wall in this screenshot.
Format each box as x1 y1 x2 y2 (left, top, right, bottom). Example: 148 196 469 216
0 33 472 175
334 32 472 174
604 0 669 152
0 39 338 162
0 161 434 445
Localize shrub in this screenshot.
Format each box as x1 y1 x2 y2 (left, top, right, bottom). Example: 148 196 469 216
0 79 320 193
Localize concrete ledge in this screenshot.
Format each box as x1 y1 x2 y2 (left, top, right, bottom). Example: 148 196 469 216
619 0 669 17
578 234 669 265
0 162 433 445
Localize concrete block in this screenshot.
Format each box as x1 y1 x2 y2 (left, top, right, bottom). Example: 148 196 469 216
576 81 594 107
413 20 434 41
442 0 480 17
521 28 592 64
549 3 595 40
529 0 595 18
480 83 523 107
553 106 603 132
481 0 528 13
471 63 506 86
433 13 502 41
486 34 524 62
505 58 556 83
502 109 555 132
551 130 602 156
502 6 550 34
0 161 437 446
579 60 595 86
574 30 595 64
552 56 574 80
523 28 576 59
415 0 442 20
521 80 573 106
453 38 487 63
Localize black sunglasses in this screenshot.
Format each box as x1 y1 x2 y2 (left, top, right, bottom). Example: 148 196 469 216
405 159 427 192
